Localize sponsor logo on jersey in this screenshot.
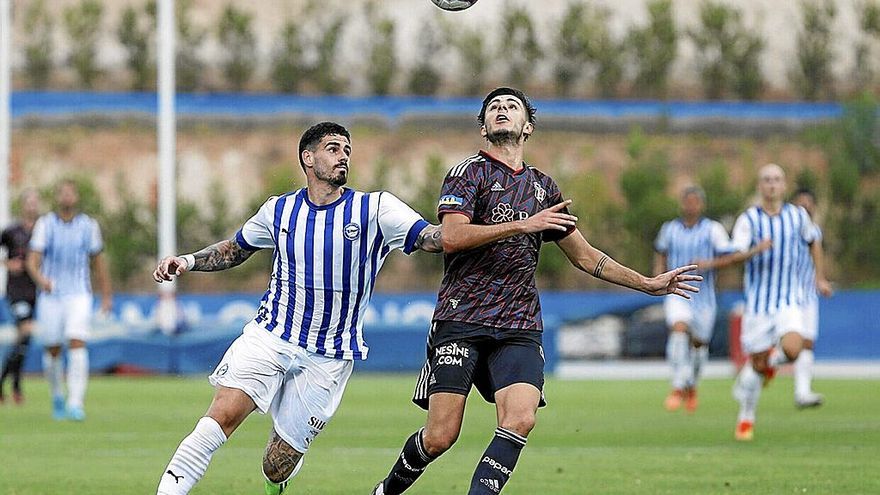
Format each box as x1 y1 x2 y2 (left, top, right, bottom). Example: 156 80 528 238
439 195 464 207
343 222 361 241
480 478 501 492
491 181 505 192
216 363 229 376
449 298 459 309
435 342 469 366
491 203 515 223
309 416 327 431
482 456 513 476
533 182 546 202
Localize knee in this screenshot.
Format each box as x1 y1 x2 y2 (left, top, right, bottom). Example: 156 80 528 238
46 346 62 357
422 427 459 457
750 355 770 374
499 412 536 438
780 334 803 360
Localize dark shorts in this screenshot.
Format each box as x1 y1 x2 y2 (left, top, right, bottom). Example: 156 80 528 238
412 320 546 410
7 298 35 324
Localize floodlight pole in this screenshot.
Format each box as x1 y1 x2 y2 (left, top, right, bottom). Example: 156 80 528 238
157 0 176 296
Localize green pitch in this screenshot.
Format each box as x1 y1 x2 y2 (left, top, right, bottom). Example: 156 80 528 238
1 375 878 495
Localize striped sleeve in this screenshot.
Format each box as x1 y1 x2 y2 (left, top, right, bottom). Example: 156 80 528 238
235 196 279 251
378 192 428 255
28 215 48 253
654 221 672 253
731 212 753 252
710 220 735 254
88 218 104 255
437 156 481 221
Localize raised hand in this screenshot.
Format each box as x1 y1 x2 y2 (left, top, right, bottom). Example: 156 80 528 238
153 256 189 283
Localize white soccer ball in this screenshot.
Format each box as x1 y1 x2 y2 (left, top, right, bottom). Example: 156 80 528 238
430 0 479 11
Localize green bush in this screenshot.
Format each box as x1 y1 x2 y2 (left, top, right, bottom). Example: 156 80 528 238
852 1 880 91
175 0 206 92
554 3 590 97
585 6 625 98
448 23 490 96
270 21 305 93
367 17 396 95
21 0 54 89
217 4 257 91
408 19 444 96
791 0 836 100
63 0 104 88
627 0 678 98
697 159 747 223
311 15 347 94
117 3 156 91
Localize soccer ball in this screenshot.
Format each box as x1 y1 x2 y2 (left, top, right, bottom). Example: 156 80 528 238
430 0 479 11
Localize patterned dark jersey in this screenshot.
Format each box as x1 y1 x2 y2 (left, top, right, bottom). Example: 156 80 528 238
1 223 37 301
432 150 574 331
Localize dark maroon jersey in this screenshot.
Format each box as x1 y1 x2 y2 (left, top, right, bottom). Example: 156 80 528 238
432 150 574 331
1 223 37 301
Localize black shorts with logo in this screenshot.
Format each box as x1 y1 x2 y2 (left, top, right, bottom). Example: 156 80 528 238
412 320 546 410
7 297 35 324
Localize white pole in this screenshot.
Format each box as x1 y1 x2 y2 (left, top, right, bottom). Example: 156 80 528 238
157 0 176 295
0 0 11 231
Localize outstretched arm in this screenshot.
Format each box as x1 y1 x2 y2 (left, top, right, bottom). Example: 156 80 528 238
413 224 443 253
810 240 833 297
700 239 772 271
557 229 702 298
153 238 256 283
92 252 113 313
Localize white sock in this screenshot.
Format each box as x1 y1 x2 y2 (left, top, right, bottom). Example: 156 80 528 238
690 346 709 388
157 417 228 495
794 349 814 398
43 351 64 399
734 365 762 423
67 347 89 410
667 332 689 390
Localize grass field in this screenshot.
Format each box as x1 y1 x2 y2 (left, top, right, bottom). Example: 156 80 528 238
1 374 878 495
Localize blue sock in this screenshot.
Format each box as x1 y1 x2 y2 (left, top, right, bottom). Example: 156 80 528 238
382 428 435 495
468 427 527 494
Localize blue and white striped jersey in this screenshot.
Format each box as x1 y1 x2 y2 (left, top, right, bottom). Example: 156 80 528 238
237 188 429 360
654 217 733 309
29 212 103 295
731 204 818 315
798 223 822 305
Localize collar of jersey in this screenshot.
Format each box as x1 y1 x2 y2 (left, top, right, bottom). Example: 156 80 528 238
299 187 353 210
479 150 528 175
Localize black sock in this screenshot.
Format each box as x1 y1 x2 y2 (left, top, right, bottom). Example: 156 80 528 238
468 427 527 494
9 334 30 392
382 428 435 495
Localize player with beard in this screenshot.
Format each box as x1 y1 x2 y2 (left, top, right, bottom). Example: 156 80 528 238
153 122 443 495
372 88 702 495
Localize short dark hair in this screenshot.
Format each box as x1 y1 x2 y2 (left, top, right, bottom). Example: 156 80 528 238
478 87 537 127
298 122 351 170
793 187 816 202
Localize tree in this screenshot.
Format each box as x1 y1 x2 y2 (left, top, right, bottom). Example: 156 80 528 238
117 2 156 91
448 23 491 96
366 15 397 95
852 1 880 91
176 0 206 92
270 21 304 93
790 0 836 101
500 4 542 89
217 4 257 91
21 0 54 89
554 3 590 97
408 19 445 96
63 0 104 88
312 15 347 94
627 0 678 98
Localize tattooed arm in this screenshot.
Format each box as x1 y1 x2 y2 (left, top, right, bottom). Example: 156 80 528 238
153 238 256 283
414 224 443 253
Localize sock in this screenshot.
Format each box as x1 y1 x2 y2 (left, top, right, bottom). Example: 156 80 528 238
382 428 435 495
157 417 228 495
690 346 708 388
667 332 689 390
9 334 31 393
468 427 527 494
794 349 814 398
734 365 763 423
66 347 89 410
43 351 64 399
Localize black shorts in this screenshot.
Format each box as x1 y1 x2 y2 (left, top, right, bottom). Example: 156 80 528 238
7 298 35 324
412 320 546 410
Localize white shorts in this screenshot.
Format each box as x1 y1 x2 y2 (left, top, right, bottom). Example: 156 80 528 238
209 322 354 453
801 300 819 341
36 293 94 345
741 305 805 354
663 297 716 343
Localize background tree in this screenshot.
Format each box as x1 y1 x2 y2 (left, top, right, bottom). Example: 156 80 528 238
63 0 104 88
448 23 491 96
627 0 678 98
217 4 257 91
270 20 305 93
852 1 880 92
176 0 206 92
790 0 837 101
500 3 542 89
408 18 445 96
22 0 54 89
117 2 156 91
554 3 589 97
366 8 397 96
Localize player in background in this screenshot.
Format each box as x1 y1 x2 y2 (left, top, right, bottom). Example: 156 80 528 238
0 190 42 404
791 188 832 409
372 88 702 495
653 186 761 413
712 164 831 441
25 180 112 420
152 122 443 495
